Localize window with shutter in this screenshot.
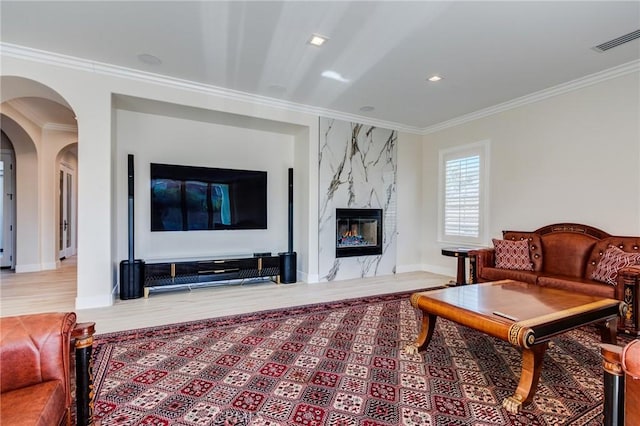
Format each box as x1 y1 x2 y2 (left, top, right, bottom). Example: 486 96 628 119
438 141 489 245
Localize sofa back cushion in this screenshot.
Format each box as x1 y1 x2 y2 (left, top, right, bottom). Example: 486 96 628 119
502 232 543 271
540 232 597 277
586 237 640 280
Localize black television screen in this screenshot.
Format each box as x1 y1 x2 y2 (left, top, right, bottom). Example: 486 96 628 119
150 163 267 231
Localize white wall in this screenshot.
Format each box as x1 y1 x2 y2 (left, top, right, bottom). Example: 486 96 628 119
115 109 295 262
293 126 316 282
1 54 320 309
396 132 423 272
5 48 635 306
421 72 640 275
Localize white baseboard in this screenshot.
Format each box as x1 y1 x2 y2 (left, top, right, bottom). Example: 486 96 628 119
14 262 59 273
15 263 42 273
396 264 423 273
299 271 319 283
41 262 57 271
75 293 114 310
419 263 456 279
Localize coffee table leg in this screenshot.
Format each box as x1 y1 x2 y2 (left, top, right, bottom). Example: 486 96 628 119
405 314 436 355
502 342 548 413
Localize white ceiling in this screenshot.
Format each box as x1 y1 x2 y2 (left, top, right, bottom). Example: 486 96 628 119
1 1 639 130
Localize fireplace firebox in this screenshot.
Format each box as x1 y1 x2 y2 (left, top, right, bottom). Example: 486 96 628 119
336 208 383 258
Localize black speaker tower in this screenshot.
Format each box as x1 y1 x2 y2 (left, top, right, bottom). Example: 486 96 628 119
119 154 144 299
279 168 297 283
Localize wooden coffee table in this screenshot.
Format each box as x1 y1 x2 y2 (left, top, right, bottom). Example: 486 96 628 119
407 280 624 413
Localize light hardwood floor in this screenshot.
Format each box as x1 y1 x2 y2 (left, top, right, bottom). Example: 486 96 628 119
0 257 451 334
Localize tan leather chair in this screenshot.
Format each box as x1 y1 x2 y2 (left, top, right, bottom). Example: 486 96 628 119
0 312 95 426
601 339 640 426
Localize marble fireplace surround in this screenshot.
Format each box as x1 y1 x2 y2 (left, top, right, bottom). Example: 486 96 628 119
318 117 398 281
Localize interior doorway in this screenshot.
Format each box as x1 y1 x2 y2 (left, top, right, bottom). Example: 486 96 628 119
58 163 75 260
1 148 16 268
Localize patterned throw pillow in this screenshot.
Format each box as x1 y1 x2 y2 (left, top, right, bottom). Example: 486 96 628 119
591 245 640 285
493 238 534 271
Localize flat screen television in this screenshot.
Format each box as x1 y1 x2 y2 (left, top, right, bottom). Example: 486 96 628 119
150 163 267 231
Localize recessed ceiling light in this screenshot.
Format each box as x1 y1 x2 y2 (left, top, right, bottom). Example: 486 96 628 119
268 84 287 94
137 53 162 65
360 106 375 112
309 34 328 46
321 70 349 83
427 75 443 82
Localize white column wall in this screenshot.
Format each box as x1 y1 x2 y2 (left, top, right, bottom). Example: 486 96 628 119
293 125 319 282
73 89 114 308
396 132 423 273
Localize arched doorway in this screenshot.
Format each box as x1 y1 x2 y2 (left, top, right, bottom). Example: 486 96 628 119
0 78 78 272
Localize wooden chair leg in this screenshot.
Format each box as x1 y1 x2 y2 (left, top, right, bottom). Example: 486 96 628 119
73 322 96 426
601 343 624 426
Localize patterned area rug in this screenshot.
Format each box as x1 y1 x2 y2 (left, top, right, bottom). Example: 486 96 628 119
92 291 614 425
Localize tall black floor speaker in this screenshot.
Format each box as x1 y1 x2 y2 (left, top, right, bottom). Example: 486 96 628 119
120 154 145 299
119 259 144 299
279 168 297 283
279 252 297 284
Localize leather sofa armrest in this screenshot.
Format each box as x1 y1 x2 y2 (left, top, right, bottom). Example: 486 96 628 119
469 248 495 283
0 312 76 394
0 314 97 426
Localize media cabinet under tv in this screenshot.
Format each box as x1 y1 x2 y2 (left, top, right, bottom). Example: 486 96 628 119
143 254 281 297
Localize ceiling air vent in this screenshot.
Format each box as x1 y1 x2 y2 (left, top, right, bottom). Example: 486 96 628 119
593 29 640 52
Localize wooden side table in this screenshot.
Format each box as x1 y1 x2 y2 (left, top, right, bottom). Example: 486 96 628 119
619 269 640 336
441 247 475 285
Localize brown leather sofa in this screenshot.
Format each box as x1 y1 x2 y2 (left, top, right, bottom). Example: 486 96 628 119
0 312 95 426
601 339 640 426
470 223 640 334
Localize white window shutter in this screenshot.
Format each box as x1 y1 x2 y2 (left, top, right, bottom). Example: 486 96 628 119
444 155 480 238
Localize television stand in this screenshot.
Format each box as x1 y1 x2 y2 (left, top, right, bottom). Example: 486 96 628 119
143 254 280 297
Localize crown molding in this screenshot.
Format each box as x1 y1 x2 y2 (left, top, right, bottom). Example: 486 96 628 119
3 42 636 136
422 59 640 135
0 42 423 134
